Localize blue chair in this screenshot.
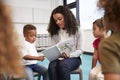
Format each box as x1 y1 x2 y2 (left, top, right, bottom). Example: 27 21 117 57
34 72 41 80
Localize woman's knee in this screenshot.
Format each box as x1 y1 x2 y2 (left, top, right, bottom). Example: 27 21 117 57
58 61 69 72
48 63 54 70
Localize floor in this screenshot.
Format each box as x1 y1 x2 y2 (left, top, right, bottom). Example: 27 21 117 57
82 53 92 80
35 53 93 80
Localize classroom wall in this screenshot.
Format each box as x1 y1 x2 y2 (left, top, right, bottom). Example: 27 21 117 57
82 29 94 53
5 0 94 53
6 0 63 34
5 0 63 42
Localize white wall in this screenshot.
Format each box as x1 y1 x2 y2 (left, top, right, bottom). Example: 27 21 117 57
8 0 62 24
5 0 63 39
6 0 63 28
80 0 104 30
82 29 95 52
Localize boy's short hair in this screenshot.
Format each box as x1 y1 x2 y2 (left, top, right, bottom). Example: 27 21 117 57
23 24 36 34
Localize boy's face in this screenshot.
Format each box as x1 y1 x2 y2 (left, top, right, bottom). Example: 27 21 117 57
24 30 36 43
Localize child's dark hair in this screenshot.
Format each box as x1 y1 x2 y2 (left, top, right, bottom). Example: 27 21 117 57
93 18 104 29
23 24 36 34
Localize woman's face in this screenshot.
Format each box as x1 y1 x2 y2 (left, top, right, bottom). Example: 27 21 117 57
53 13 65 29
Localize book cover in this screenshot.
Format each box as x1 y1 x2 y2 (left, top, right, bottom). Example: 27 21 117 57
41 38 75 61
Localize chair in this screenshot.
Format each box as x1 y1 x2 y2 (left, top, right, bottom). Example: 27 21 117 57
71 66 83 80
8 72 41 80
34 67 83 80
71 55 83 80
7 75 25 80
33 72 41 80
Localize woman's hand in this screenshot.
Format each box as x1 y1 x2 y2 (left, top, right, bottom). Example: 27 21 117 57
61 52 69 58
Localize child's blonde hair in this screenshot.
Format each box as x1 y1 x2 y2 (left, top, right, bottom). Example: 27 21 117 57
0 0 24 77
97 0 120 30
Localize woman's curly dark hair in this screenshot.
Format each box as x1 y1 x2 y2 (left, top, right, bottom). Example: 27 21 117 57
48 5 79 37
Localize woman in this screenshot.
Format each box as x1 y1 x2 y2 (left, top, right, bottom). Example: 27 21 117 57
47 5 83 80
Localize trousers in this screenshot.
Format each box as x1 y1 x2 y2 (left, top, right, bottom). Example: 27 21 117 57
48 57 81 80
27 64 49 80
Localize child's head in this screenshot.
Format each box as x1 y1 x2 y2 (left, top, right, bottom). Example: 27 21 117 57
97 0 120 32
92 18 106 38
0 0 25 77
23 24 36 43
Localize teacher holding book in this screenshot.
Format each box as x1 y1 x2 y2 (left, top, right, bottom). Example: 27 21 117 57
47 5 83 80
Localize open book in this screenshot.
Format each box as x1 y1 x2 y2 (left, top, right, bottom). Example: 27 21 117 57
41 38 76 61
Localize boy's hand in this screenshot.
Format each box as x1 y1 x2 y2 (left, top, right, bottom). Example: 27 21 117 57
37 56 45 61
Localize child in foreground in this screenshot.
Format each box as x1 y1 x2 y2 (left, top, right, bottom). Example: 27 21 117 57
98 0 120 80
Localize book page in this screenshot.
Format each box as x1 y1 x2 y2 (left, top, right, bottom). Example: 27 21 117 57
41 46 61 61
56 38 76 55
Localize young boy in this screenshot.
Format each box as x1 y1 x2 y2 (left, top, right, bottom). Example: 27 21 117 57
21 24 49 80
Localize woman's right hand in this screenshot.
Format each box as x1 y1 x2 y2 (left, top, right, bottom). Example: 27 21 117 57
61 52 69 58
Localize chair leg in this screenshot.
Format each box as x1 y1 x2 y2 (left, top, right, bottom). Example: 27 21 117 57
38 75 41 80
80 71 83 80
